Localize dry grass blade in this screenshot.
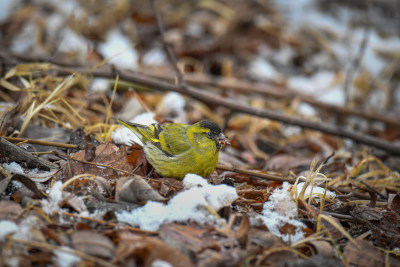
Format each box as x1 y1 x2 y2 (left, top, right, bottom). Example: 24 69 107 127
317 214 358 247
19 74 79 136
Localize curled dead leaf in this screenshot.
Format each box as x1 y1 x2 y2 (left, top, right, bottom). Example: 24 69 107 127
71 230 115 259
115 175 165 203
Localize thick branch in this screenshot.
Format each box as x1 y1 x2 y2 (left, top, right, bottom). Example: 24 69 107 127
0 137 56 170
139 70 400 128
0 53 399 155
3 51 399 127
51 66 400 155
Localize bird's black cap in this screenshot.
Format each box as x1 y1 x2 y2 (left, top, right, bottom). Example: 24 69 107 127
199 120 222 134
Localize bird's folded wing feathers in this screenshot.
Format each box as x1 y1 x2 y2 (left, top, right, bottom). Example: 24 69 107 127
117 120 191 156
158 123 192 155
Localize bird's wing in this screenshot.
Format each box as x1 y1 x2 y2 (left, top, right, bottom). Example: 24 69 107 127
157 123 192 156
117 120 158 143
118 120 191 156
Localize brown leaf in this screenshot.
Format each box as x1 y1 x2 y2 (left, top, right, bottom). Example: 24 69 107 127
115 175 165 203
234 216 250 245
388 193 400 215
309 240 336 258
159 224 221 256
69 142 133 179
247 228 280 245
115 231 194 267
343 239 384 267
71 230 115 259
13 174 46 197
265 154 313 173
0 200 22 221
127 145 149 176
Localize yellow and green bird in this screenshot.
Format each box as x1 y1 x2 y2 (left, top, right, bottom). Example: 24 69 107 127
117 119 230 179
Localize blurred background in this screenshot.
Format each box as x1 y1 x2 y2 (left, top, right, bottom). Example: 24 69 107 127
1 0 400 112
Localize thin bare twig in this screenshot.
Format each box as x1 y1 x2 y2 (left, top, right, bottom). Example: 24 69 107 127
343 3 371 104
149 0 185 87
217 164 371 200
4 137 82 149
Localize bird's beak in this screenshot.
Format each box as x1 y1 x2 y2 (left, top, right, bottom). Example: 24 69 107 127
216 133 230 145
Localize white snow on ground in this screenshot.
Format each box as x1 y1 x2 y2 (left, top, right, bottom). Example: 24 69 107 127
53 248 81 267
157 92 187 123
254 182 306 243
142 47 167 66
57 28 88 59
41 181 64 215
0 220 18 241
249 57 283 82
98 29 138 70
116 174 238 231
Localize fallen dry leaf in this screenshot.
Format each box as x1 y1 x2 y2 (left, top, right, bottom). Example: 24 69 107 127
343 239 384 267
71 230 115 259
115 175 165 203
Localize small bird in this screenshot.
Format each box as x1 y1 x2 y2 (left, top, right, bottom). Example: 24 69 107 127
117 119 230 179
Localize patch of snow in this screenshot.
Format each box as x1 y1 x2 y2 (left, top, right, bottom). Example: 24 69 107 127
2 162 25 174
41 181 64 215
0 220 18 241
185 22 204 38
57 28 88 59
2 162 56 182
13 216 43 241
294 182 336 199
296 103 316 117
53 248 81 267
158 92 187 123
281 125 302 137
367 89 387 111
11 23 38 53
46 14 65 37
89 78 110 92
182 173 209 188
98 29 138 70
142 47 167 66
361 46 386 77
0 0 21 23
5 258 19 267
112 112 157 146
249 57 282 82
116 174 238 231
273 46 295 66
288 71 335 95
256 182 306 243
315 85 345 106
151 259 173 267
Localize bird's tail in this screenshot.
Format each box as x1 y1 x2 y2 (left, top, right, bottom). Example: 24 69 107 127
116 119 157 143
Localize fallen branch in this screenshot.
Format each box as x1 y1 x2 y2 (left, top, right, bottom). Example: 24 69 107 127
4 137 83 150
56 66 400 156
0 137 56 170
1 55 399 155
3 51 399 128
139 70 400 128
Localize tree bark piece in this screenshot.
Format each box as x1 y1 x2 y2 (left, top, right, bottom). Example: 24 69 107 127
0 137 55 170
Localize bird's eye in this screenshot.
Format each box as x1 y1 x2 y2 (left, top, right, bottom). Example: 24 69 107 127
207 132 213 137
